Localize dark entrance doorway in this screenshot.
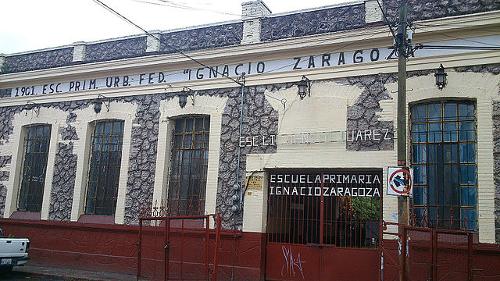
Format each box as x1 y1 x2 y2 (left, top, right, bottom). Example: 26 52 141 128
265 169 383 281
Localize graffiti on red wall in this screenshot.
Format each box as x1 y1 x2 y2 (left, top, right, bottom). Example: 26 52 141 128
281 246 305 279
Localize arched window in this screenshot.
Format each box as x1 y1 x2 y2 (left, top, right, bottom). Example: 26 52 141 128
410 100 477 230
18 124 51 212
168 116 210 215
85 120 124 216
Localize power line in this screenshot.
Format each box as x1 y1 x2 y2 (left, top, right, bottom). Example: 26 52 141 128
413 21 497 29
416 44 500 51
376 0 397 42
130 0 240 17
92 0 244 86
413 29 500 48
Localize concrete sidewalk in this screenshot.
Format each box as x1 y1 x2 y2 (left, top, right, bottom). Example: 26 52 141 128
15 264 139 281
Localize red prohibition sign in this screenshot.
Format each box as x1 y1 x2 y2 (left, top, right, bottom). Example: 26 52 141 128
389 168 412 195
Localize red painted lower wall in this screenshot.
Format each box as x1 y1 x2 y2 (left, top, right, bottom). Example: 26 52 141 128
0 219 265 281
1 219 499 281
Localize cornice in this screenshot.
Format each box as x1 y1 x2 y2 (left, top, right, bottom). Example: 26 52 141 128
0 10 499 87
1 50 498 108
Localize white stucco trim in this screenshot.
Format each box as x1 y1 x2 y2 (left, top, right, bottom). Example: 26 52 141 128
385 70 499 243
69 102 136 224
3 107 66 219
152 95 227 216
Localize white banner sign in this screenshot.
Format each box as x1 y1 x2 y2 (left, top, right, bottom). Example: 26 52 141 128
5 35 499 98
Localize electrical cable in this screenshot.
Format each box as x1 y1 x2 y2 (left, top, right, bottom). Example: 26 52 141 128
92 0 244 87
376 0 397 42
416 44 500 51
413 29 500 48
413 21 498 28
130 0 240 17
95 0 395 90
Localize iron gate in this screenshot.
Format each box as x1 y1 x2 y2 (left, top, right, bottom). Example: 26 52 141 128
381 223 475 281
265 169 383 281
405 227 473 281
137 210 222 281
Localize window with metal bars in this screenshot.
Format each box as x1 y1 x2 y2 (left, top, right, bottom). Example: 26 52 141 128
168 116 210 216
266 170 382 248
18 124 51 212
85 120 124 216
410 100 477 231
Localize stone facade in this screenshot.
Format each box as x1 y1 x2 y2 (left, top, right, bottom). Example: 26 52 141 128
60 113 79 141
493 102 500 243
341 75 395 151
2 2 499 74
85 37 147 63
0 184 5 217
260 4 366 41
0 156 11 168
450 64 500 242
0 171 9 182
217 85 279 229
159 23 243 54
121 95 163 225
2 48 73 74
383 0 500 22
48 143 77 221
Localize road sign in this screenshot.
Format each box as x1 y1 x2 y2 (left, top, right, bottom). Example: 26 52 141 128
387 167 413 196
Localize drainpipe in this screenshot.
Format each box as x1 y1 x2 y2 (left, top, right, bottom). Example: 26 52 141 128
234 73 246 215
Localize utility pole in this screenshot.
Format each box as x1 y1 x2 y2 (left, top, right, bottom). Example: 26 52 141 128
397 0 409 226
396 0 409 281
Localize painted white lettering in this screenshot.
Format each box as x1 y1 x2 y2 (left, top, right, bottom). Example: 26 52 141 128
337 187 344 196
283 187 289 195
383 129 391 140
270 174 276 183
312 187 320 196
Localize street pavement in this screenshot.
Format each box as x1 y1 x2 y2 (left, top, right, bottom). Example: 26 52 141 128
0 269 67 280
0 265 137 281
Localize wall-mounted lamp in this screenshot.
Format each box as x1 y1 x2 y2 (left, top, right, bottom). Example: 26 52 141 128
25 101 40 117
435 64 447 90
297 75 311 100
178 87 195 108
93 94 110 114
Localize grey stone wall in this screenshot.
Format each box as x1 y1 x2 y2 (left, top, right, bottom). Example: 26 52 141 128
48 143 77 221
455 64 500 75
338 75 395 151
121 95 162 225
382 0 500 23
0 107 17 217
493 103 500 243
0 156 11 168
261 4 366 41
486 64 500 243
0 107 22 143
2 3 499 74
0 89 10 99
217 85 280 229
454 64 500 242
85 37 147 63
60 112 79 141
0 171 9 182
159 23 242 54
0 102 88 221
2 48 73 74
0 184 6 217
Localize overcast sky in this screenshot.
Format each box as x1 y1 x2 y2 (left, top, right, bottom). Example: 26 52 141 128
0 0 348 54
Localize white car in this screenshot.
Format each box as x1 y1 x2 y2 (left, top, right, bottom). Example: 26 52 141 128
0 227 29 271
